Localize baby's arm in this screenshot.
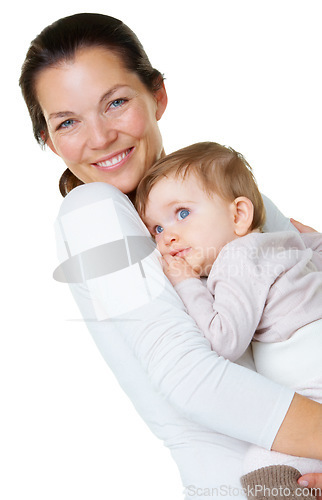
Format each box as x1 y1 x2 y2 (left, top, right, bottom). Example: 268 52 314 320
173 276 256 361
173 239 275 361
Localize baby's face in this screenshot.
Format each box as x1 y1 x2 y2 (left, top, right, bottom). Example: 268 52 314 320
144 173 238 276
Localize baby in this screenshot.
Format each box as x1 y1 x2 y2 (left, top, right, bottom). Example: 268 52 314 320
135 142 322 499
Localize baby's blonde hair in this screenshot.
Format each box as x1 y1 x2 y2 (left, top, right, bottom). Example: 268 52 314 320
136 141 266 231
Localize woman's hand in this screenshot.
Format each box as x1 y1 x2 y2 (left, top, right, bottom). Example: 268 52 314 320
298 473 322 500
161 254 200 286
290 218 318 233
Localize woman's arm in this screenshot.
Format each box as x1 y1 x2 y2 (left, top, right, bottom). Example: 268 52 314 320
55 182 322 458
272 392 322 459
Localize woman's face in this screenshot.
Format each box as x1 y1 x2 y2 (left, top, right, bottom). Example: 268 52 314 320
36 46 168 194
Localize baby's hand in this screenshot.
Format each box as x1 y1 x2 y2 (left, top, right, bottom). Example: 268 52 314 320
161 254 200 286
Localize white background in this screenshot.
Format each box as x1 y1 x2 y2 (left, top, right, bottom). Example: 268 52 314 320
2 1 321 499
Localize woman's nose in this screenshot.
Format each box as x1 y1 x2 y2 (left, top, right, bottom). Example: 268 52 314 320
86 117 117 149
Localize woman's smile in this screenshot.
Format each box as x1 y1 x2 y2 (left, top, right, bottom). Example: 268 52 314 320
92 147 135 172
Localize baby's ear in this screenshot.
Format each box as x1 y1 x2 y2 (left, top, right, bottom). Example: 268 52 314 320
232 197 254 236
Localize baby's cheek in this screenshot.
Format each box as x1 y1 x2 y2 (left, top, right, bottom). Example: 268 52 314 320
156 241 164 256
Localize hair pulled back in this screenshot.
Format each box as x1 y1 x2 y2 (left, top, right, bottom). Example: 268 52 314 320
19 13 164 196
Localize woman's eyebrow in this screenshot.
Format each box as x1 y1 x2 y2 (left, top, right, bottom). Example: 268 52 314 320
48 111 74 121
48 85 130 121
99 85 129 104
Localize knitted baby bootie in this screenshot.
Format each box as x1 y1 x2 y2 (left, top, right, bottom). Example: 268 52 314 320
240 465 317 500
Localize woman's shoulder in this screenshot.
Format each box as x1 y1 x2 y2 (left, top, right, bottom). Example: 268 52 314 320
261 193 297 233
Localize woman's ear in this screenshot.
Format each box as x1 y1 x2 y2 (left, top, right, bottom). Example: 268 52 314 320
232 197 254 236
155 81 168 121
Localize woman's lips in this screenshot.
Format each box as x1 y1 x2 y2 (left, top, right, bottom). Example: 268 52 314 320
92 147 134 171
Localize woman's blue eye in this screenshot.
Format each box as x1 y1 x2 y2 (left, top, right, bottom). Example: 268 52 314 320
178 209 190 220
155 225 164 234
59 119 75 129
110 99 125 108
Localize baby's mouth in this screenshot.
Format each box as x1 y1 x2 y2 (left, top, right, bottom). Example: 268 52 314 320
170 248 191 257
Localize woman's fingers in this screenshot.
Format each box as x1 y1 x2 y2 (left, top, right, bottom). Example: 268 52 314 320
290 218 318 233
298 473 322 500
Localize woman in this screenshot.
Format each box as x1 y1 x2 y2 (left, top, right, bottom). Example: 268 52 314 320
20 13 322 499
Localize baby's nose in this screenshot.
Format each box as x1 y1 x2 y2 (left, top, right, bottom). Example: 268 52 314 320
157 230 178 253
164 229 179 245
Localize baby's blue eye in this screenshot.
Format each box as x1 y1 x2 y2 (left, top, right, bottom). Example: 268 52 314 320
178 209 190 220
155 225 164 234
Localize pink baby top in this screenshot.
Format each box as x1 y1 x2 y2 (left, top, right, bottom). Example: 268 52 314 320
174 231 322 361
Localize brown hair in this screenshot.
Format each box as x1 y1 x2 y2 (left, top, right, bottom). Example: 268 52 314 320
19 12 164 197
136 141 266 231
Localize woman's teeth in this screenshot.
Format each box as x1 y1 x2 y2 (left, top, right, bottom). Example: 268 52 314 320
96 149 131 167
